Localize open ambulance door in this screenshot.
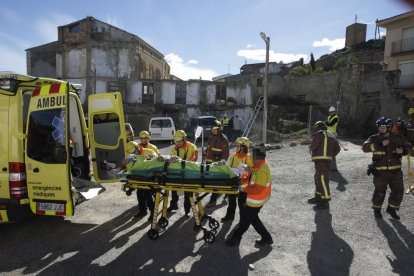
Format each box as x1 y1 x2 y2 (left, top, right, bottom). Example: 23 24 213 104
88 92 126 183
25 83 75 216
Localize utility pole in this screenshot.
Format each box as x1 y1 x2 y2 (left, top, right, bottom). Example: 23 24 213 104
260 32 270 144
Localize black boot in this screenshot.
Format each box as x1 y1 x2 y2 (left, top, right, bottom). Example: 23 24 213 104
255 237 273 247
167 205 178 212
374 209 382 219
307 197 321 204
386 206 400 220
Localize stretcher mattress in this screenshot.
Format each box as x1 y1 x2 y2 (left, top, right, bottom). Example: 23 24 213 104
124 156 239 187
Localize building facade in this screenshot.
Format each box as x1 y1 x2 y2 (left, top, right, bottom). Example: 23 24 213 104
377 10 414 97
26 16 170 104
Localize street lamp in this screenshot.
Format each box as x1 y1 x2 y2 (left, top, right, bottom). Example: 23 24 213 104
260 32 270 144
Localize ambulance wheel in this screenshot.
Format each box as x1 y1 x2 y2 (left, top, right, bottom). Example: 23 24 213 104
159 217 169 228
208 218 220 230
203 231 216 243
194 224 201 232
148 229 159 240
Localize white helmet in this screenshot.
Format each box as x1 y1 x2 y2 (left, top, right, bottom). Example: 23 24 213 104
328 106 336 112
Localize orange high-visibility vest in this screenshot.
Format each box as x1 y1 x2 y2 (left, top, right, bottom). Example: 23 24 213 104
244 160 272 207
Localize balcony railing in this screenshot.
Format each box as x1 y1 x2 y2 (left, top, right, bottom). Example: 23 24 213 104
399 74 414 89
392 37 414 54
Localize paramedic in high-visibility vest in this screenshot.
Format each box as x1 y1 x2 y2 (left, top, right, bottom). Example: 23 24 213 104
326 106 339 134
167 130 198 216
225 144 273 247
125 140 158 220
134 131 160 219
325 105 339 171
221 137 254 222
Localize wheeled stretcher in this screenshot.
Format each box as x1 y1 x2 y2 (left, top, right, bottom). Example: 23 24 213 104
120 156 241 243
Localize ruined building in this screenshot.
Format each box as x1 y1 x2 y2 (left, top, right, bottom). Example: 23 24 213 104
26 16 170 106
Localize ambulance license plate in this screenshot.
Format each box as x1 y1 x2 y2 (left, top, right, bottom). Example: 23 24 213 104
37 202 64 212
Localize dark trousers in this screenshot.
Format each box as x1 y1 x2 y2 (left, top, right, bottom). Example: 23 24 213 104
224 194 238 218
170 191 191 213
137 189 154 213
314 161 331 201
231 203 272 241
372 170 404 209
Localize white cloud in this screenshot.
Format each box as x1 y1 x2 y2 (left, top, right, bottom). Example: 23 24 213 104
187 59 198 65
35 14 77 42
237 49 307 63
313 38 345 51
165 53 218 81
246 44 256 49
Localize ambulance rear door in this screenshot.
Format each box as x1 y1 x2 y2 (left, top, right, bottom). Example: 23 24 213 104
25 83 74 216
88 92 126 183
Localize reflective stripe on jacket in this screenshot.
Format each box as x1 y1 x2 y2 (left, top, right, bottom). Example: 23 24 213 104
171 140 198 161
205 133 229 162
141 142 160 155
242 160 271 207
362 132 409 171
310 130 340 161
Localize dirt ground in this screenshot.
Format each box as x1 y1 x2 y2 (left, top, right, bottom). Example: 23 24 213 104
1 138 414 275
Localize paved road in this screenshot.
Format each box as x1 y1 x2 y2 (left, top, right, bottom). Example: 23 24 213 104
1 139 414 275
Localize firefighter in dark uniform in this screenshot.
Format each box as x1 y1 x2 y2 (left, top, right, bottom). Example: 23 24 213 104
362 117 409 220
308 121 341 210
205 120 229 207
391 118 407 137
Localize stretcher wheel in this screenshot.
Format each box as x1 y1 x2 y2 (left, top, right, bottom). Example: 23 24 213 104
208 218 220 230
203 230 216 243
194 224 201 232
158 217 169 228
126 190 132 196
148 229 159 240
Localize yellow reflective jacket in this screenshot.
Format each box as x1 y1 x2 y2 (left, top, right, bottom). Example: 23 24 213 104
171 140 198 161
242 160 272 207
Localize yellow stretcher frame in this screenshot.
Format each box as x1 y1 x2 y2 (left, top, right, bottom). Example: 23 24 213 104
122 179 239 243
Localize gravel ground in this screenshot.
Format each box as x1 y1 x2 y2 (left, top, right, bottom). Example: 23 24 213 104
1 139 414 275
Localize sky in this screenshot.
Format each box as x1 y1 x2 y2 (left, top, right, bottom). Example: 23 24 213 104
0 0 412 80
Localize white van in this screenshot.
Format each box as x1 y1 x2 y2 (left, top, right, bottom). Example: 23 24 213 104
149 117 176 141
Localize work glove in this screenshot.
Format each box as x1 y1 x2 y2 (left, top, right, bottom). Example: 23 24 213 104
237 185 243 192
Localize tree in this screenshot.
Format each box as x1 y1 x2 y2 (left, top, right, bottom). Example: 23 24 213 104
310 53 316 72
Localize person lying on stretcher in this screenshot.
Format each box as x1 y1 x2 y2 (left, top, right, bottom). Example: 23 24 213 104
120 150 240 182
